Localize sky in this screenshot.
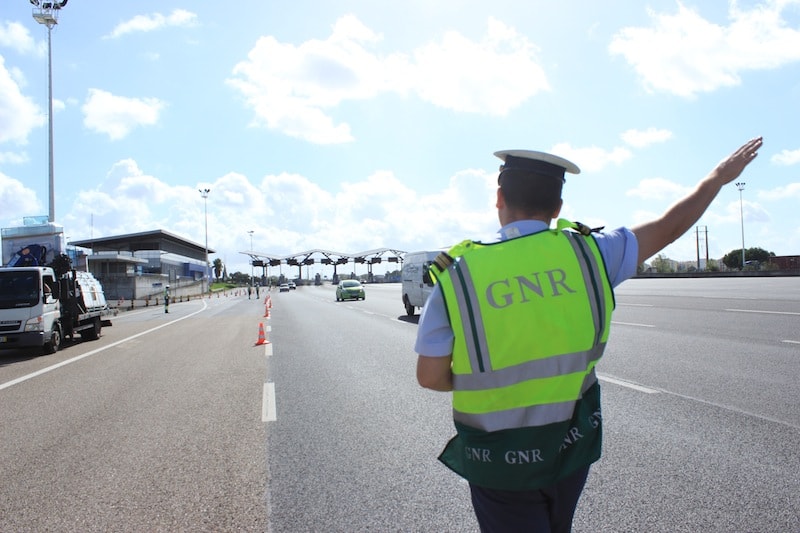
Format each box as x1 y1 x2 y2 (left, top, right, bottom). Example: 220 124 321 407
1 0 799 276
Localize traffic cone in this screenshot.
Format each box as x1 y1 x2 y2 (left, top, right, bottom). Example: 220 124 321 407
255 322 269 345
264 304 270 318
267 295 273 308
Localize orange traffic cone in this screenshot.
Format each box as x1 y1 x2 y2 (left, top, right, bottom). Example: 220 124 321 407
264 304 270 318
267 295 273 308
255 322 269 345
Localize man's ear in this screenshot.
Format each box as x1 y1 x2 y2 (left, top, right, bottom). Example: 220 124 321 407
551 198 563 219
496 187 505 209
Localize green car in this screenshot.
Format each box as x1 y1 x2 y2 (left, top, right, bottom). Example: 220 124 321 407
336 279 365 301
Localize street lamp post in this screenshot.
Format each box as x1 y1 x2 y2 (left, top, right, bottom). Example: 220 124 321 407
735 182 746 269
248 230 254 287
32 1 67 222
199 188 210 294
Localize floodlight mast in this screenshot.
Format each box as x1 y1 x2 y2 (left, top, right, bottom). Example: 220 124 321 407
248 230 254 287
199 188 210 294
736 182 746 269
31 1 67 222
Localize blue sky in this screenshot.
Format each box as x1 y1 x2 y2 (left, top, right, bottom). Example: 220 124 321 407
1 0 799 275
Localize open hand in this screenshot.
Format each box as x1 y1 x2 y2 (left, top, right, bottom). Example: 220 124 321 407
712 136 763 185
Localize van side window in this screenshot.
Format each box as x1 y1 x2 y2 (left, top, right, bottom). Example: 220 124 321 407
422 262 433 285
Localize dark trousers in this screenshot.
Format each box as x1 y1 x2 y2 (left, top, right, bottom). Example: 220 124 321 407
469 465 590 533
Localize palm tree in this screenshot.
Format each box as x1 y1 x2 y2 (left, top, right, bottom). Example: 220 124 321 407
213 258 224 281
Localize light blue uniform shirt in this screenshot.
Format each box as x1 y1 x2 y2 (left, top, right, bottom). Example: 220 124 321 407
414 220 639 357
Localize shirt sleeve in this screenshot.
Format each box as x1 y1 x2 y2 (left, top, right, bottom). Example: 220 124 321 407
592 226 639 288
414 285 454 357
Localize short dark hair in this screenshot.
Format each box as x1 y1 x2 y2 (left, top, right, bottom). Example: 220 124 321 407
499 169 563 215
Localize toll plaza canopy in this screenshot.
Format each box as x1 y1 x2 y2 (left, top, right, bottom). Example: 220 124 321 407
242 247 405 272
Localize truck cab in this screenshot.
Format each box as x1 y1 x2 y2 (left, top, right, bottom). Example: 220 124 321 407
0 266 62 353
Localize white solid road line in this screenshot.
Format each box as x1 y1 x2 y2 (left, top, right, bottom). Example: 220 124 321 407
726 308 800 316
0 300 208 392
612 321 655 328
262 382 277 422
597 373 661 394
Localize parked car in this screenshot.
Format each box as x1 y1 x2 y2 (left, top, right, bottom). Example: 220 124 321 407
289 281 296 290
336 279 365 301
279 283 290 292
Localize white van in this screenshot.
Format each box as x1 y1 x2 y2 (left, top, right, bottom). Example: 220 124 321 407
401 250 442 316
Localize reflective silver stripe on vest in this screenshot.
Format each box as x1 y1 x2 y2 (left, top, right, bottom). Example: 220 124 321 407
450 257 492 373
453 369 599 432
453 343 605 391
563 232 607 346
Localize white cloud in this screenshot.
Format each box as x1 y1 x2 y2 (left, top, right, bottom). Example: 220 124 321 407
0 57 45 145
723 198 770 224
82 89 166 140
0 151 28 164
609 2 800 97
411 17 549 116
0 172 42 223
0 21 45 57
621 127 673 148
549 143 632 173
626 177 689 200
227 14 383 144
771 148 800 165
758 182 800 201
104 9 198 39
57 158 501 273
227 15 549 144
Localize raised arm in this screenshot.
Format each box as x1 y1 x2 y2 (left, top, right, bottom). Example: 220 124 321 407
633 137 763 264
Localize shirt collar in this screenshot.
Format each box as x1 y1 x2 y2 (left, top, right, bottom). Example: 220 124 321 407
498 220 550 241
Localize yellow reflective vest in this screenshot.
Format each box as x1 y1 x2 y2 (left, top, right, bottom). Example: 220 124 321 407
431 220 614 490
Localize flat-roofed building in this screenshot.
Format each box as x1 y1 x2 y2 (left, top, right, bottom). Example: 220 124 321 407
70 230 215 302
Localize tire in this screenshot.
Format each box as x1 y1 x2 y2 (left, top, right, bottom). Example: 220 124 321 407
43 323 62 355
403 295 415 316
81 317 101 341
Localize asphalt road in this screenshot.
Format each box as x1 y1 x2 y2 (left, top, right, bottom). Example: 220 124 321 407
0 293 270 532
0 278 798 532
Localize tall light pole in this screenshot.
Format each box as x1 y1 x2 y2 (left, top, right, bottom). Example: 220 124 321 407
32 1 67 222
248 230 254 287
736 181 746 269
199 188 210 294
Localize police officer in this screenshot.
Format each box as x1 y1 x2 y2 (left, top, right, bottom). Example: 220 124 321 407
415 137 763 532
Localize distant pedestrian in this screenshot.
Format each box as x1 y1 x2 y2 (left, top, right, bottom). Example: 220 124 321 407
164 285 170 313
416 137 763 532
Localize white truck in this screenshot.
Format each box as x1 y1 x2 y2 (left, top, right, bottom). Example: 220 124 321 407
401 250 442 316
0 240 111 355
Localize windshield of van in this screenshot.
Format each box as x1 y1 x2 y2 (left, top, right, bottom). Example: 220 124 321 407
0 271 40 309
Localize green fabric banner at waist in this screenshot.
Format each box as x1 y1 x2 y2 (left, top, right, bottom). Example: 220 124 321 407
438 383 603 490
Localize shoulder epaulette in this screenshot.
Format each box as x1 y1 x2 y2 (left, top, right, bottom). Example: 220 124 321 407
432 252 454 272
574 221 605 236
